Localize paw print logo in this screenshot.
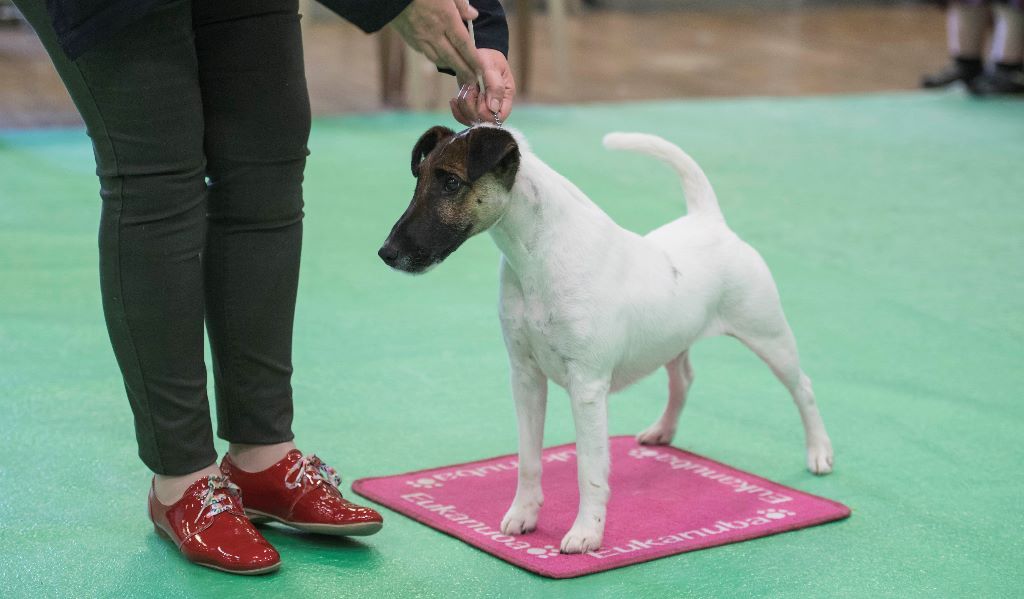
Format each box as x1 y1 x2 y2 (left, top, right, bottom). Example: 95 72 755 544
628 448 659 459
525 545 559 559
757 508 795 520
406 477 442 489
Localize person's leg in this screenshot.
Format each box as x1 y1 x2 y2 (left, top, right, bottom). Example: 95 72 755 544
991 1 1024 65
13 0 220 500
191 0 310 471
992 2 1024 60
974 0 1024 93
923 1 990 87
952 0 991 58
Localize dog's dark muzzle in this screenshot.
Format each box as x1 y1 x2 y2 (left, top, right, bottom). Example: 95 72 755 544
377 237 435 274
377 243 401 268
378 214 470 274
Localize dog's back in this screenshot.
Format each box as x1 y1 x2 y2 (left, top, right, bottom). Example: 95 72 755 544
603 133 786 344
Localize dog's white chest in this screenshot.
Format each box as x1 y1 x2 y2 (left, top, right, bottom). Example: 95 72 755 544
515 290 576 387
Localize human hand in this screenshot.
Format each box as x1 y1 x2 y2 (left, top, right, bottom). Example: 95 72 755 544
390 0 484 86
451 49 516 126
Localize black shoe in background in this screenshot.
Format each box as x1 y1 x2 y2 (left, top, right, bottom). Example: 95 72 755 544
922 56 984 89
971 63 1024 96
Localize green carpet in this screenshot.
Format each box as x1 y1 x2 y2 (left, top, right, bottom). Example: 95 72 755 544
1 93 1021 598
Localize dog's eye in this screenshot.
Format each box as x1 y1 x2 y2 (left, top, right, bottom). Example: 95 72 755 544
443 175 461 193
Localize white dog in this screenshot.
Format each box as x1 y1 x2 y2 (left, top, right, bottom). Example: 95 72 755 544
379 125 834 554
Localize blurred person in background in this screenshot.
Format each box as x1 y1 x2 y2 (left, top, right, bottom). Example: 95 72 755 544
923 0 1024 94
976 1 1024 92
11 0 514 575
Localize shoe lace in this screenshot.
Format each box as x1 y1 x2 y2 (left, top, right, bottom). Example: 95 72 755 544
194 475 243 523
284 454 342 491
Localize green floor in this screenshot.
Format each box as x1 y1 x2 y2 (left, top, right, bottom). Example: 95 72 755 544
1 93 1022 598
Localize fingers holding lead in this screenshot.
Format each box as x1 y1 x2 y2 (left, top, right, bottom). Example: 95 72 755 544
451 97 480 126
450 98 472 126
417 38 445 68
478 66 506 120
435 37 478 85
454 82 480 124
444 19 484 84
454 0 479 21
496 81 514 122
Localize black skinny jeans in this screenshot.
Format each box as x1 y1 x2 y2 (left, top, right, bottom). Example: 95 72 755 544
16 0 309 474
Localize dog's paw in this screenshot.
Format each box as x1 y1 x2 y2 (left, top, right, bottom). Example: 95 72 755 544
636 421 675 446
806 439 834 475
559 523 604 554
501 500 541 535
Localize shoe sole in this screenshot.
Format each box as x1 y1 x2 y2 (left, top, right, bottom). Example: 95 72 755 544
245 508 384 537
153 524 281 575
196 561 281 576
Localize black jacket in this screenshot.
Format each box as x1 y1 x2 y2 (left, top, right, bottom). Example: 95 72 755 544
45 0 508 62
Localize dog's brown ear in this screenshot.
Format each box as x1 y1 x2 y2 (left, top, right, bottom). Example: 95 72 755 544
467 127 520 189
411 126 455 177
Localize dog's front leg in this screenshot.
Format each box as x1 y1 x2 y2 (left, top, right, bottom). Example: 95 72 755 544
500 359 549 535
561 375 611 554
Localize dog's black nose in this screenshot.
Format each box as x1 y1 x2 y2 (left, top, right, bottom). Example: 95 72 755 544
378 244 400 266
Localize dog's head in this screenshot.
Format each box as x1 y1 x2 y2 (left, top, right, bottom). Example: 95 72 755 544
378 125 520 274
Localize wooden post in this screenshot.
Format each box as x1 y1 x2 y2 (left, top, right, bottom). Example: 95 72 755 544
516 0 534 97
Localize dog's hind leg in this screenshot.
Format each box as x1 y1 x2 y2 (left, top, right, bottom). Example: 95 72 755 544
637 351 693 445
500 360 549 536
732 326 834 475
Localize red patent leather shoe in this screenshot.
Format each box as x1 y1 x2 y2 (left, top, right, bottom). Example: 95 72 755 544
221 450 383 536
148 475 280 575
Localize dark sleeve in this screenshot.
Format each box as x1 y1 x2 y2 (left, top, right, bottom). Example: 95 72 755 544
316 0 509 65
315 0 413 33
437 0 508 76
469 0 509 57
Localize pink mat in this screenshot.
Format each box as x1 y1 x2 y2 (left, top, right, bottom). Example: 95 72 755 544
352 436 850 578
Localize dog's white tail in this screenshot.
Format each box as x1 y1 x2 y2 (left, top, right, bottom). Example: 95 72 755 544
602 133 723 221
